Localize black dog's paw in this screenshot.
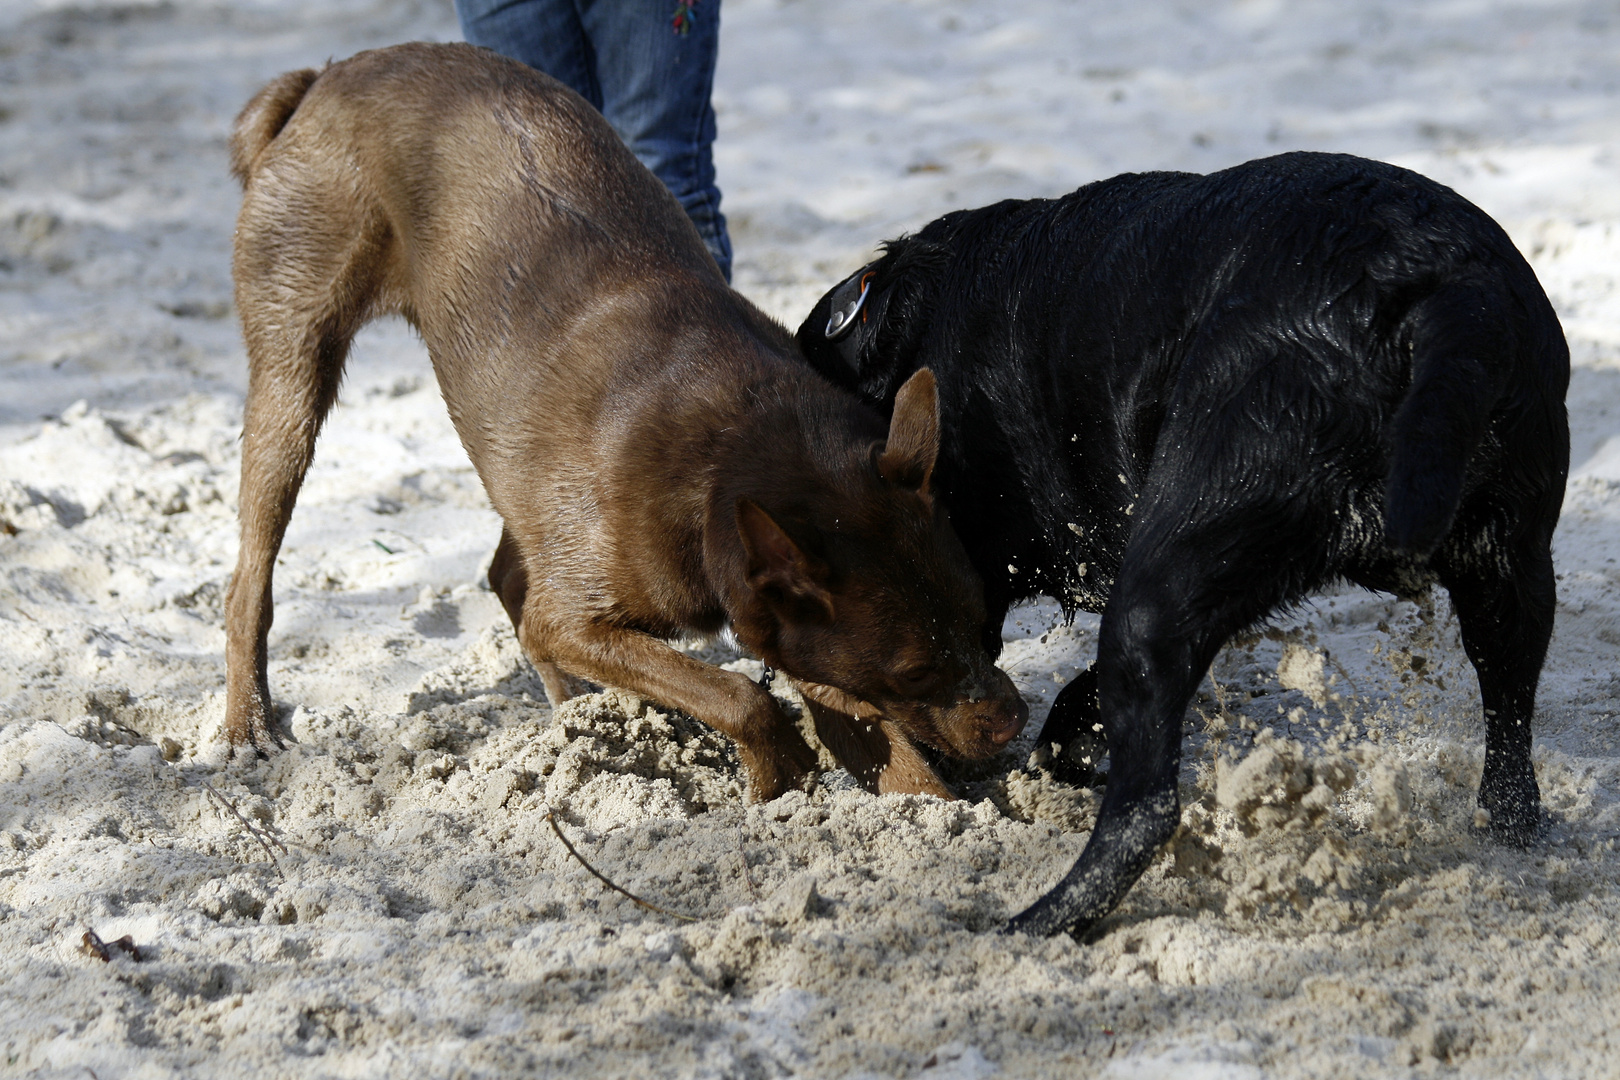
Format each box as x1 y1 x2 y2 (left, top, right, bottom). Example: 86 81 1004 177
1473 802 1555 847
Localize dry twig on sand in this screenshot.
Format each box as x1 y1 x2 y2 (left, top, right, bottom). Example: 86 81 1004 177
736 828 759 901
546 810 697 923
201 780 287 878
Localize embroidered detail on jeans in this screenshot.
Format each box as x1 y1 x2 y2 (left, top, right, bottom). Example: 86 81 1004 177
671 0 698 34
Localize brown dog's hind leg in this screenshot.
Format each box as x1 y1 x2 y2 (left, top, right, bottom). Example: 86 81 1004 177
225 220 382 753
488 526 528 630
803 697 954 798
224 346 349 752
488 527 594 706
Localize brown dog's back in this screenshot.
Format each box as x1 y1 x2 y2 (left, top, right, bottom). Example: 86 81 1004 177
235 45 713 597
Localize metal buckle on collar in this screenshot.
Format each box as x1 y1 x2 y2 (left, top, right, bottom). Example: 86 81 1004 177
824 272 874 340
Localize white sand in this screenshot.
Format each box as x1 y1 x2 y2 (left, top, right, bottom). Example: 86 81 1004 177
2 1 1618 1076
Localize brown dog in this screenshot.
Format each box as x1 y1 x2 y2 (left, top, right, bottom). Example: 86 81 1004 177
223 42 1025 800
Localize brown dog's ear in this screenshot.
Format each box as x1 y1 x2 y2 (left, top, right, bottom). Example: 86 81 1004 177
877 368 940 492
736 499 835 620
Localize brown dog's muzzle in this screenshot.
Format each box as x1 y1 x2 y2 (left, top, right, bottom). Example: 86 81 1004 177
875 665 1029 760
936 666 1029 757
797 667 1029 761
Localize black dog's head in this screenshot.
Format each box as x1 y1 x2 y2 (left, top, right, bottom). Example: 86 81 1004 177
795 223 964 410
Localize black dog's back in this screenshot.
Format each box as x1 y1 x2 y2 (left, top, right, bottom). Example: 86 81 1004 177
802 154 1565 618
798 152 1569 937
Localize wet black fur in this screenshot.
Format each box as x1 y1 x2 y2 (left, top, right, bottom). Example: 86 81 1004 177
796 152 1570 937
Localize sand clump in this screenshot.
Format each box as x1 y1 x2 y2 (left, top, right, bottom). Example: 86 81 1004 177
1274 644 1330 710
1214 729 1357 835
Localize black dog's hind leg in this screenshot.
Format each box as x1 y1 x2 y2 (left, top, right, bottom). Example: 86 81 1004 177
1436 519 1557 842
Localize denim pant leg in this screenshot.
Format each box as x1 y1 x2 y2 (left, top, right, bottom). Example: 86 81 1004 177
454 0 732 281
454 0 602 107
579 0 730 281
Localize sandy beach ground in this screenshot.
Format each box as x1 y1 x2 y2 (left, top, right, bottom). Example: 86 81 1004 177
2 1 1618 1076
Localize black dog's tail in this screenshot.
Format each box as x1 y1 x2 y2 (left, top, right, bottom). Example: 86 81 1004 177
1383 279 1513 557
229 67 321 186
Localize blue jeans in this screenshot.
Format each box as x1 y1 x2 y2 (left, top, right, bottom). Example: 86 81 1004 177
455 0 732 281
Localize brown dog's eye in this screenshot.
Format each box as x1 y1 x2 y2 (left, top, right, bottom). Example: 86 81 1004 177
893 665 939 695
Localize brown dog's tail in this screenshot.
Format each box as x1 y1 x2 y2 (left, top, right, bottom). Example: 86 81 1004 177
229 67 321 185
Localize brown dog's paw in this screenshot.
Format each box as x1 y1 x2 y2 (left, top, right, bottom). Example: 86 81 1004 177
741 735 820 803
224 700 285 758
800 694 956 799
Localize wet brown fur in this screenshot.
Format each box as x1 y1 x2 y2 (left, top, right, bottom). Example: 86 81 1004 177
224 43 1025 800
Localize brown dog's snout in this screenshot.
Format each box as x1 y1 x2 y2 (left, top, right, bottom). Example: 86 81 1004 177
943 668 1028 755
980 679 1029 746
984 699 1028 746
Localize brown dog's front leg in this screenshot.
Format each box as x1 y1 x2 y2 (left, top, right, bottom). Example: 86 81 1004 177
801 696 954 798
527 618 819 801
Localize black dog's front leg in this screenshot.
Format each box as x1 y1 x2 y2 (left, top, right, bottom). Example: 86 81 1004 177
1005 518 1282 937
1003 608 1190 937
1004 775 1180 938
1039 664 1105 785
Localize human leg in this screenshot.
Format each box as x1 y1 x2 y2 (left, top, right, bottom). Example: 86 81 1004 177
453 0 602 108
581 0 731 279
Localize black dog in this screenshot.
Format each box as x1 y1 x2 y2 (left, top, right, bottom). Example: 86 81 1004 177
796 152 1569 937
